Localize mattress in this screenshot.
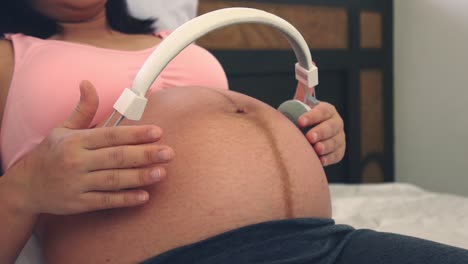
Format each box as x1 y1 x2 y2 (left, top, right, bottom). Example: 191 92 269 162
16 183 468 263
330 183 468 249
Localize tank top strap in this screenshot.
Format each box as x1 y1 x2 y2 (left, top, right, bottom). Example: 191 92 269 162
3 34 42 68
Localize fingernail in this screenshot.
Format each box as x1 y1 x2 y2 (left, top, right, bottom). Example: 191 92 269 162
149 128 160 139
300 117 308 126
151 168 162 181
137 192 148 201
158 149 172 161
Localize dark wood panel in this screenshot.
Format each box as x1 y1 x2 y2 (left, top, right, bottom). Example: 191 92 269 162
360 69 384 158
362 161 385 183
198 0 348 49
360 11 383 48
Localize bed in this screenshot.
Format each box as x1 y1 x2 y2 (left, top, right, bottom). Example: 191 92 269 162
330 183 468 249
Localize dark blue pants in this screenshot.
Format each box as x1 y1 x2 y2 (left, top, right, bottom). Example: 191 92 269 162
142 218 468 264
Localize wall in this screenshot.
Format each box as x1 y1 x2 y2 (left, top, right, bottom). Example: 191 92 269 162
394 0 468 196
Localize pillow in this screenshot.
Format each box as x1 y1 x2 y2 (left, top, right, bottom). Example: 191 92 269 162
126 0 199 30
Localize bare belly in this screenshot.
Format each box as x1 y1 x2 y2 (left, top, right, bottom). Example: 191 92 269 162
39 87 331 264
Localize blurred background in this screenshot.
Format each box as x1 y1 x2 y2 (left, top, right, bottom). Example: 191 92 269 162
394 0 468 197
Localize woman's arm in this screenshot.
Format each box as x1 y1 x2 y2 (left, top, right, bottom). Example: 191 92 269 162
0 170 39 263
0 38 34 264
0 39 14 140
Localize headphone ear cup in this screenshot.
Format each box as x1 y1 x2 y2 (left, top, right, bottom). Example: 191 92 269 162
277 100 311 134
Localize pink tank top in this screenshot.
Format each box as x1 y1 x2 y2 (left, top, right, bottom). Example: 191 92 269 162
1 31 228 170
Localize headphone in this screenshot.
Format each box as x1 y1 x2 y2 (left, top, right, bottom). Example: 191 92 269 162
103 8 319 129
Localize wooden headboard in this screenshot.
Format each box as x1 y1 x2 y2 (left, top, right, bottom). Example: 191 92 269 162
196 0 394 184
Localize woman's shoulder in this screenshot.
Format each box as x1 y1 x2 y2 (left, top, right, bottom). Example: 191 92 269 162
0 38 14 87
0 38 14 130
0 38 13 58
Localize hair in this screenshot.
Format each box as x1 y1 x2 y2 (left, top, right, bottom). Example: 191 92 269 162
0 0 156 39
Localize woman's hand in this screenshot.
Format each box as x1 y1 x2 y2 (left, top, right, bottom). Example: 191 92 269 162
297 102 346 166
4 81 174 216
293 81 346 166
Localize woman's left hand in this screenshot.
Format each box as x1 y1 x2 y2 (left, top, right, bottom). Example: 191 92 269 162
297 102 346 166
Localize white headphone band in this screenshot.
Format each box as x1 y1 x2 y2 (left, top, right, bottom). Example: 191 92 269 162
110 7 319 123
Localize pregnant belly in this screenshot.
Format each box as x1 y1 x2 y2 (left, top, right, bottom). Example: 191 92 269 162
39 87 331 264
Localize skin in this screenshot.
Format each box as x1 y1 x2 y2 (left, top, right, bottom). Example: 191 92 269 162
0 0 344 262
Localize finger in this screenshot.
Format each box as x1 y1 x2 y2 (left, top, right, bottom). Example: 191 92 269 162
313 132 345 156
62 80 99 130
83 125 163 150
80 190 150 211
305 115 343 144
298 102 335 128
83 166 166 191
320 145 346 166
314 133 346 156
86 144 174 171
314 139 336 156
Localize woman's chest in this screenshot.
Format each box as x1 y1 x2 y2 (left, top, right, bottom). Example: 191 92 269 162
13 50 149 127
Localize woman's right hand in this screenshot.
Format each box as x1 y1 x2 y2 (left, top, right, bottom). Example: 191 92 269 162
4 81 174 216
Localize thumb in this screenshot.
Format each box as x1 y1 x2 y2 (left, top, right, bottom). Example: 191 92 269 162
62 80 99 129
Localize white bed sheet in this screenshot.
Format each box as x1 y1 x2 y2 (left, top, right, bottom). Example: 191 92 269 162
16 183 468 263
330 183 468 249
